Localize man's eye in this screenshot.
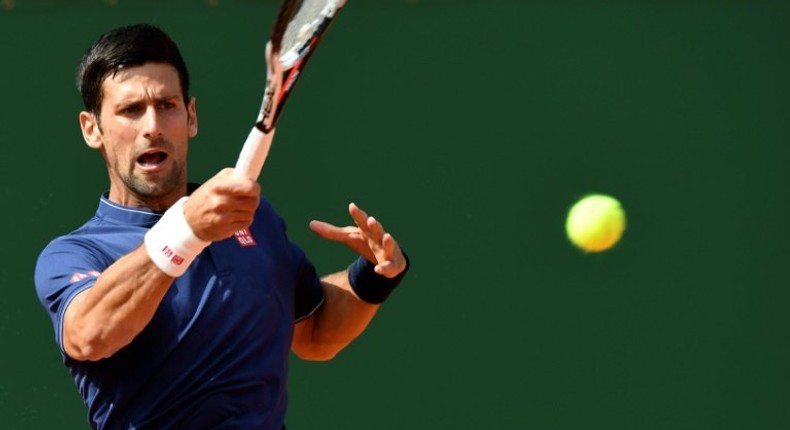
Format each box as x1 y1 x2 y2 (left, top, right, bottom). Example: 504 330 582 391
158 101 176 110
120 105 143 115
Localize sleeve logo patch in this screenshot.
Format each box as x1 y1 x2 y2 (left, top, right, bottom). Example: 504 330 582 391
70 271 101 283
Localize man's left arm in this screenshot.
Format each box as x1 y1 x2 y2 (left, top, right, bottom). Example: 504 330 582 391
291 203 409 361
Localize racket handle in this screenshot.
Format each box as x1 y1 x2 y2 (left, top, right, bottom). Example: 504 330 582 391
234 126 275 180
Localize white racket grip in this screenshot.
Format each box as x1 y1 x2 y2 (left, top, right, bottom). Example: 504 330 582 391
234 126 276 180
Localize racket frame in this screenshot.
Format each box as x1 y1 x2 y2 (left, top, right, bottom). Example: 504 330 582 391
234 0 346 179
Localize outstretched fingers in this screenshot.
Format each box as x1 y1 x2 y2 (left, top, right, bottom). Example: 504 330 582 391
372 233 404 277
308 220 360 242
349 203 406 277
349 203 385 251
309 218 374 262
311 203 406 278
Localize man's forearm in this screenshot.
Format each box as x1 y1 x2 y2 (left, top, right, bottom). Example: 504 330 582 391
291 270 380 361
63 245 174 361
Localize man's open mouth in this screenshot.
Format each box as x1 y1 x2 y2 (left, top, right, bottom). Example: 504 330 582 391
137 151 168 169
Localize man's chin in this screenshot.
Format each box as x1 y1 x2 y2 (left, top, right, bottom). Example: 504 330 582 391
124 174 183 201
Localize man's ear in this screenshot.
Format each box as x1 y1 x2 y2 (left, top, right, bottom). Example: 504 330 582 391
187 97 198 138
79 111 103 150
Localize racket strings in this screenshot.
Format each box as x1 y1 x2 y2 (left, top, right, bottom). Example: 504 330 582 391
271 0 304 54
281 0 335 63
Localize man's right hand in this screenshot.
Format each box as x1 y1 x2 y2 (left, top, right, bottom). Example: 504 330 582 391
183 168 261 242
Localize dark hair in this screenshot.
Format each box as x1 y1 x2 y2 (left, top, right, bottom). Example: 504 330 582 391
77 24 190 115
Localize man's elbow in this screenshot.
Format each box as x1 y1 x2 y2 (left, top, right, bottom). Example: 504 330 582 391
292 342 346 362
63 328 118 362
65 338 113 362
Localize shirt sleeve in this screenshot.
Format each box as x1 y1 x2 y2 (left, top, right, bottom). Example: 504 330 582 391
253 196 325 323
291 242 325 322
34 238 108 354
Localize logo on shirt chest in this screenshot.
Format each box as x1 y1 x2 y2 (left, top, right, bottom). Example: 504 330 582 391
234 228 257 247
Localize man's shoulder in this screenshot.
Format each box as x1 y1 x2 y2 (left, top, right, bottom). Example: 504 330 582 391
40 214 100 250
40 213 146 259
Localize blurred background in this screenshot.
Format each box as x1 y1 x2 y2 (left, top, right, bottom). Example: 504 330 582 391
2 0 789 428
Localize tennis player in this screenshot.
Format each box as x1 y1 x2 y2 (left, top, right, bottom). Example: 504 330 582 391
34 24 409 430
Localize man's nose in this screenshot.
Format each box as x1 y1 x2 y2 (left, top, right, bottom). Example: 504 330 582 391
142 106 164 139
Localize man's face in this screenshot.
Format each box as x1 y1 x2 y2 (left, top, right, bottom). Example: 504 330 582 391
80 62 197 210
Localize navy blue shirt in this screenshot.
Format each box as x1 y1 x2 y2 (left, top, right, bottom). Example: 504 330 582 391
34 192 325 430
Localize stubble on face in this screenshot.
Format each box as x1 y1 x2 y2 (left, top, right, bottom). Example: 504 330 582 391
117 139 185 204
91 63 196 211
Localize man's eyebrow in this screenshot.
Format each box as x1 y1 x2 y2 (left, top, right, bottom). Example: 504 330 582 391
157 94 182 101
115 94 181 105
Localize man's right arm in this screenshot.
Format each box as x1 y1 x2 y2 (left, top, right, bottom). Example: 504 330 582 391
63 247 175 361
63 168 261 361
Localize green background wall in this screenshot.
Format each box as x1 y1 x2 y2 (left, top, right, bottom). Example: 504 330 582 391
2 1 789 428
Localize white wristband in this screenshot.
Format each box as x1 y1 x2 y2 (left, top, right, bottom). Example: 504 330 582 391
144 197 210 277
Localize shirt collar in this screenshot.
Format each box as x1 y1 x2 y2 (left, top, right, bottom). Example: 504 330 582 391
96 192 162 225
94 184 200 225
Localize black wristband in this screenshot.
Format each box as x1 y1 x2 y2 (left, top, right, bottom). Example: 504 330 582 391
348 252 410 304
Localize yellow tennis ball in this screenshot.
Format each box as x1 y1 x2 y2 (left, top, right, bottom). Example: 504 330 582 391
566 194 626 253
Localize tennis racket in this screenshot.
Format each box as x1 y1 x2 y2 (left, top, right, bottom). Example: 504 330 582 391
234 0 347 180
